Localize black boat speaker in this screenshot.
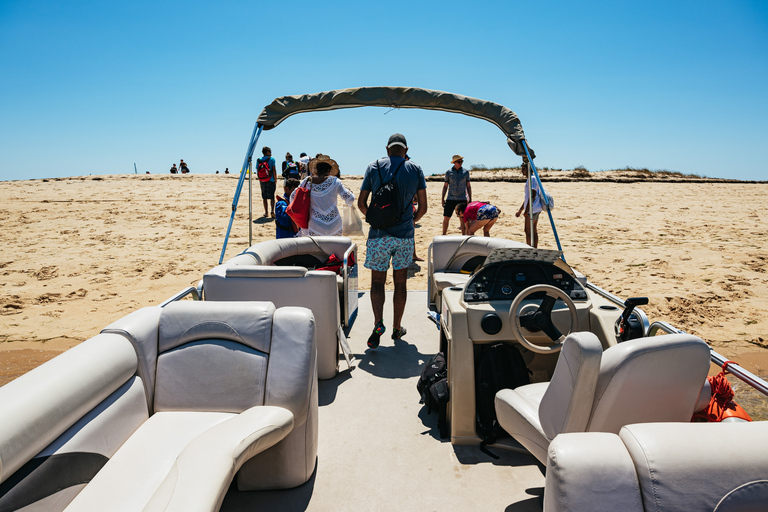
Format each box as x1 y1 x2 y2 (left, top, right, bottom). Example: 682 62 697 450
481 313 503 335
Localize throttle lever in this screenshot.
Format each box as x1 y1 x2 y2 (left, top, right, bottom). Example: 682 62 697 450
614 297 649 341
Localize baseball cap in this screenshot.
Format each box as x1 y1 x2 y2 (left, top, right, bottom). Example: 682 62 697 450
387 133 408 148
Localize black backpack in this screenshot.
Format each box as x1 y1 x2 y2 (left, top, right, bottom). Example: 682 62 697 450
475 343 530 453
417 352 450 439
366 160 406 229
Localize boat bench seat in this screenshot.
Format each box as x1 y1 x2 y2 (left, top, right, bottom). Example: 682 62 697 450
202 264 347 380
428 235 528 310
544 422 768 512
225 236 358 327
0 301 318 512
65 408 293 512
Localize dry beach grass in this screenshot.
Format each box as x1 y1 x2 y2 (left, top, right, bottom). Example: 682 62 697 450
1 172 767 392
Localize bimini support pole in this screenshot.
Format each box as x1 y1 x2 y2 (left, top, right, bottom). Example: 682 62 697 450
219 123 263 264
521 140 566 262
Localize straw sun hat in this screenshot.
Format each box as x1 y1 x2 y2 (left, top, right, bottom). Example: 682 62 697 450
451 154 464 164
308 154 340 176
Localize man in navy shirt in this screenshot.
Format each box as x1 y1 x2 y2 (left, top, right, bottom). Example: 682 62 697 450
358 133 427 349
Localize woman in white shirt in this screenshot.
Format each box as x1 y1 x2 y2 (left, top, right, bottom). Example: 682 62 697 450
292 155 356 236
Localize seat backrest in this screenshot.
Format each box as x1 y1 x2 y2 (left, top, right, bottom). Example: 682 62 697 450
544 432 645 512
154 301 316 420
539 332 603 439
229 236 352 267
201 265 340 380
545 423 768 512
430 235 528 273
155 301 275 413
587 334 711 433
620 422 768 512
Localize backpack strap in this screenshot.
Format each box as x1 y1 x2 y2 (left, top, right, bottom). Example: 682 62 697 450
375 159 405 186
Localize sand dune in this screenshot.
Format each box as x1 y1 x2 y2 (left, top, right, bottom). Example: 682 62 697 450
1 173 766 386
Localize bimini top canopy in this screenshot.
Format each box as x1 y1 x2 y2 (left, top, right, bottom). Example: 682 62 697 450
255 86 532 157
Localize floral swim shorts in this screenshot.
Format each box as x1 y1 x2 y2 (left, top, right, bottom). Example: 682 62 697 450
364 236 415 272
476 204 500 221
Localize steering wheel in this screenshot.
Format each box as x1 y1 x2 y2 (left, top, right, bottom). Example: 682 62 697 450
509 284 578 354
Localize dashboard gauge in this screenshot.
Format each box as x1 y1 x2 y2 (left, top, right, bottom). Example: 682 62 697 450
464 261 587 302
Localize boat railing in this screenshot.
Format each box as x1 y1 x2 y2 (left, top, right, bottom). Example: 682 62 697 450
588 281 768 399
159 286 200 307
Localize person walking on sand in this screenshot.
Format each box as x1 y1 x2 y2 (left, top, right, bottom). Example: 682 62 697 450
441 155 471 235
170 163 178 174
179 159 190 174
456 201 500 237
292 155 355 236
516 160 542 247
257 147 277 217
358 133 427 349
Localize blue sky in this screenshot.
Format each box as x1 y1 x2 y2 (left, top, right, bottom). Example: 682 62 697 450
1 0 766 182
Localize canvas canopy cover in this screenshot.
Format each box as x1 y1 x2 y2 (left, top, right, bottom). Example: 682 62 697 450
255 86 533 157
220 86 539 263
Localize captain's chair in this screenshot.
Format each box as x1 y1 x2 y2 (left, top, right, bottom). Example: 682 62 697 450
495 332 711 464
428 235 528 310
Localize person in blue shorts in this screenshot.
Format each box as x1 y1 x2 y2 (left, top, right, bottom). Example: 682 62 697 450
358 133 427 349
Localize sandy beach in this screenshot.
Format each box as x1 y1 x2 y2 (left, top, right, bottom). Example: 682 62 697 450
1 173 767 387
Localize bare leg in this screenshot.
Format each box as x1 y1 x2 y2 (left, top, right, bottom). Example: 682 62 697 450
532 218 539 248
370 269 387 325
392 268 408 330
412 220 423 261
482 217 497 237
263 198 269 217
523 214 532 246
442 216 450 236
468 219 489 235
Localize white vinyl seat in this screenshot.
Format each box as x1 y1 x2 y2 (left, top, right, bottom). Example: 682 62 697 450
428 235 528 310
64 301 318 512
544 423 768 512
495 332 711 464
202 265 345 380
225 236 358 328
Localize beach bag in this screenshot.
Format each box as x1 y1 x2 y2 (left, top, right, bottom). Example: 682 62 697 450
417 352 449 439
342 205 365 237
257 157 272 182
287 180 311 229
475 343 530 452
365 160 406 229
540 188 554 211
284 161 300 180
317 252 356 274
